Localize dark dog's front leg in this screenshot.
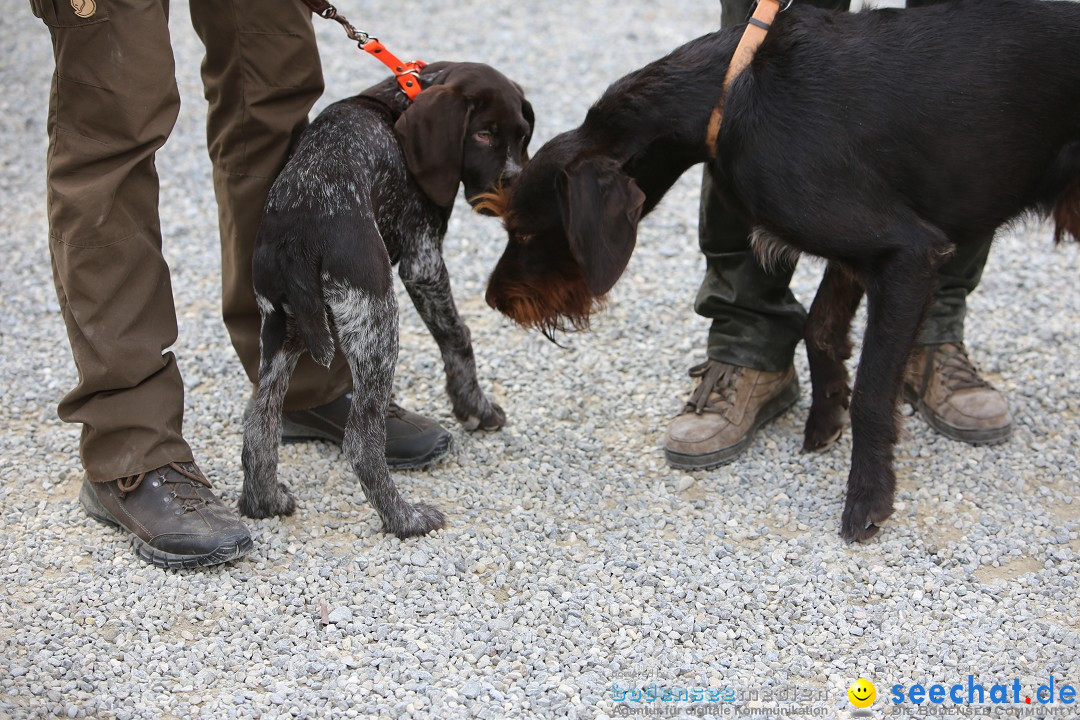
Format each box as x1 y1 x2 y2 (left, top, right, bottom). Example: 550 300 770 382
804 264 864 452
400 252 506 431
843 232 948 540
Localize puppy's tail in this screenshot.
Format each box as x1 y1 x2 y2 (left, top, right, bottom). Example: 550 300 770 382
284 261 335 368
292 293 336 368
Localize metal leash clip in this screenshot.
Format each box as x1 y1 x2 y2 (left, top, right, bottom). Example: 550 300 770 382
305 0 426 101
747 0 794 19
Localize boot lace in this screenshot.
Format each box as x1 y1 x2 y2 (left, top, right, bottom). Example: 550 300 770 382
685 360 741 415
116 461 213 513
386 400 407 419
934 343 988 393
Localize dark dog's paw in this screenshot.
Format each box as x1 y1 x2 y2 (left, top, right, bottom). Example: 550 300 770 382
803 400 849 452
385 502 447 538
238 483 297 519
840 494 894 542
456 400 506 432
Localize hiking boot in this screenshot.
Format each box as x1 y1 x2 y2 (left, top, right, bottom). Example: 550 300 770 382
80 462 252 569
665 360 799 470
279 393 453 469
903 342 1012 444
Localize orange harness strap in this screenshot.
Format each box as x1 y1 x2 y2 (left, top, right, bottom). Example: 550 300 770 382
706 0 786 158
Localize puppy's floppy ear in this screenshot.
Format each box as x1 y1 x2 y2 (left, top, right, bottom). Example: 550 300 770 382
556 156 646 296
394 85 469 207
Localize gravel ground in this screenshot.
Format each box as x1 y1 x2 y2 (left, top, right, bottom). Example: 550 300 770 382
2 2 1078 719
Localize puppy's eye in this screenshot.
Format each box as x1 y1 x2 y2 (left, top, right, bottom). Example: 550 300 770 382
474 130 494 145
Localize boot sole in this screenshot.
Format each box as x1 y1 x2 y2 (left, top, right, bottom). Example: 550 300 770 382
79 481 253 570
903 387 1012 446
281 417 454 470
665 376 801 471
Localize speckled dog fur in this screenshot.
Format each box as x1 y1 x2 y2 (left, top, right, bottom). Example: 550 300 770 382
240 63 533 537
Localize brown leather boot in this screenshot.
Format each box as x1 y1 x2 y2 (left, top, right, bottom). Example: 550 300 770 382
80 462 252 569
665 360 799 470
903 342 1012 444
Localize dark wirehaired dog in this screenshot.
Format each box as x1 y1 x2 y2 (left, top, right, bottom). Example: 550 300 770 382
240 63 533 537
485 0 1080 539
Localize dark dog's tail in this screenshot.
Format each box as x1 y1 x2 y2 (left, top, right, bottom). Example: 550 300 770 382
1045 141 1080 243
1053 181 1080 244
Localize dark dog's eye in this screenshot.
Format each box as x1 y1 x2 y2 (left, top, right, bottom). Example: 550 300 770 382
474 130 494 145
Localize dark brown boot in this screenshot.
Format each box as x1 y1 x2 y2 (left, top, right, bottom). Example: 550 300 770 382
278 394 453 469
80 462 252 569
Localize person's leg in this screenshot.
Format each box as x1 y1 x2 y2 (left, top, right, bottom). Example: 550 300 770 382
905 237 1012 443
919 239 991 346
42 0 189 482
666 0 851 470
188 0 350 410
696 171 806 371
35 0 250 568
706 0 854 359
892 0 1003 443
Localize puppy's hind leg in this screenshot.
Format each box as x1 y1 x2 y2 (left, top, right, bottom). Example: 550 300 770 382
240 307 304 518
329 284 447 538
803 263 864 452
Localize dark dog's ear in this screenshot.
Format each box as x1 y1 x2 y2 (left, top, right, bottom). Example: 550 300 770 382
394 85 468 207
556 156 646 296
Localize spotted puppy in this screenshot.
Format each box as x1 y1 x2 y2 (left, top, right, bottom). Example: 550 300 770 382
240 62 534 537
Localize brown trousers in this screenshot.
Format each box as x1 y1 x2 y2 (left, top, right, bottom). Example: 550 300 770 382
33 0 352 482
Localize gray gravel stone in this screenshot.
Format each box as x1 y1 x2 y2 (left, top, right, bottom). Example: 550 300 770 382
327 608 354 625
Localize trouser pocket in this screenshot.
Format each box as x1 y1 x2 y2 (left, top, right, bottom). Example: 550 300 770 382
30 0 109 26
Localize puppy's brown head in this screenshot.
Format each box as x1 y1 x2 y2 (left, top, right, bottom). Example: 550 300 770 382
484 131 646 337
392 62 534 208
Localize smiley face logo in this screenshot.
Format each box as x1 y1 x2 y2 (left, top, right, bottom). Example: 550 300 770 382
848 679 876 708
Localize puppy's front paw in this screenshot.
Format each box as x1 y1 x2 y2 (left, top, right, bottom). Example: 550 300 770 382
238 483 297 519
385 502 447 538
456 400 506 432
840 493 893 542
